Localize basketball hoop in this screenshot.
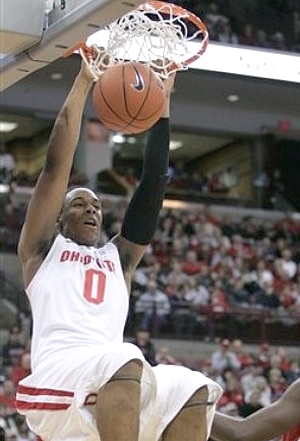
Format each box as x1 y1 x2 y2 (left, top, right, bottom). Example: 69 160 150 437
64 1 209 81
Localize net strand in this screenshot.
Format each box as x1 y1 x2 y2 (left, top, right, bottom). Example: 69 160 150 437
73 1 208 79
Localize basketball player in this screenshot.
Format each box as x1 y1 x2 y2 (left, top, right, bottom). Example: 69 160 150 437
211 377 300 441
15 55 222 441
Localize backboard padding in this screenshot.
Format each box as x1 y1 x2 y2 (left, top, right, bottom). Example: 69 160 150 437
0 0 144 91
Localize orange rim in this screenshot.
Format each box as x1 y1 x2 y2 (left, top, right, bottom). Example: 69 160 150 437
62 1 209 73
62 41 91 58
138 1 209 72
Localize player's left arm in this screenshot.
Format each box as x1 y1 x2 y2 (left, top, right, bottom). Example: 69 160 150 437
211 378 300 441
113 72 175 283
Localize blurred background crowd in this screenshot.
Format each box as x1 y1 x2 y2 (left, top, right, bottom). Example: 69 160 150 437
1 194 300 439
1 0 300 439
1 324 300 439
179 0 300 53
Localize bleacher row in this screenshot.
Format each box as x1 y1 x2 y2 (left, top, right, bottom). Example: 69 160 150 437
172 0 300 53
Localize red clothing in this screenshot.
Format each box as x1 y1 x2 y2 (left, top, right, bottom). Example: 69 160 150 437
11 366 31 387
228 242 254 260
0 393 17 416
204 212 220 226
236 353 254 368
282 422 300 441
0 393 16 409
181 260 205 275
217 390 244 408
211 288 229 313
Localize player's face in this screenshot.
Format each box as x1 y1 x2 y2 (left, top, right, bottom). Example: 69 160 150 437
60 188 102 246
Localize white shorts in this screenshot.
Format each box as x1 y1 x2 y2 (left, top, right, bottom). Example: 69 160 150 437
149 364 223 441
16 343 222 441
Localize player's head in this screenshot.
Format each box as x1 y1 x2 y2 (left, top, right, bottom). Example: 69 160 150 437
57 187 102 246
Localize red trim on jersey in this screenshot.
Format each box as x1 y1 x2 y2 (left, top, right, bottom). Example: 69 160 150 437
16 385 74 411
16 400 70 410
17 385 74 397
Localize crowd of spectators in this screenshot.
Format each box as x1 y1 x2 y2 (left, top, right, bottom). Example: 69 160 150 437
204 337 300 422
1 317 299 435
124 332 300 433
0 327 38 440
2 321 300 439
1 211 300 439
2 174 300 438
125 204 300 343
2 189 300 342
172 1 300 53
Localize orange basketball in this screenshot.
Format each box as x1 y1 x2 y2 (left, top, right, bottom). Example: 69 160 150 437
92 61 166 135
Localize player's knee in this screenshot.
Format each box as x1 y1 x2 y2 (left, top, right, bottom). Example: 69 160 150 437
183 386 210 409
194 385 209 401
109 358 143 384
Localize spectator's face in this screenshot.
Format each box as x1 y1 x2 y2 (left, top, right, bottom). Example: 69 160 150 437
21 353 31 369
3 380 15 396
270 355 281 368
136 331 150 344
290 361 299 371
268 368 282 382
255 377 267 391
186 251 197 262
9 328 20 343
257 260 265 270
148 281 157 292
282 249 291 260
159 347 169 356
231 339 242 353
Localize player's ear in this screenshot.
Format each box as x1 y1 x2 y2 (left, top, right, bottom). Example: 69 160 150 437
56 216 63 233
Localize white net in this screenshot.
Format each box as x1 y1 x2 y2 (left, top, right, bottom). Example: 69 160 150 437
83 1 208 80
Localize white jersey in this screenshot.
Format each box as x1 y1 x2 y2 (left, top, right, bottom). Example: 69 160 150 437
27 234 129 370
18 234 223 441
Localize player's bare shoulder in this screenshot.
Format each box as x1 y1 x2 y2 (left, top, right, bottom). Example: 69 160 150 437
278 377 300 419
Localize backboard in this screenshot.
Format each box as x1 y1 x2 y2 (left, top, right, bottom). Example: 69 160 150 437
0 0 145 91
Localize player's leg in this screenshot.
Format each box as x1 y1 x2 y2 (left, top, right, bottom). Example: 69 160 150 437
96 359 143 441
162 386 209 441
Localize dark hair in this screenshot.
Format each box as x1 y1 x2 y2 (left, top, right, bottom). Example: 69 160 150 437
136 327 150 334
0 427 5 441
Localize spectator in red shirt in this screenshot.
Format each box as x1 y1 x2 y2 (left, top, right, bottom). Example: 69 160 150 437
181 249 204 275
217 368 244 411
228 234 254 260
256 342 272 370
212 378 300 441
231 339 254 370
10 352 31 388
210 280 230 313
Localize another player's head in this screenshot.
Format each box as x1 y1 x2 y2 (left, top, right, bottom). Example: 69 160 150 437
57 187 102 246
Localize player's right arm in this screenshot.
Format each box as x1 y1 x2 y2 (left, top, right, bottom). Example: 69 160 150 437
18 62 94 287
113 72 176 291
211 378 300 441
